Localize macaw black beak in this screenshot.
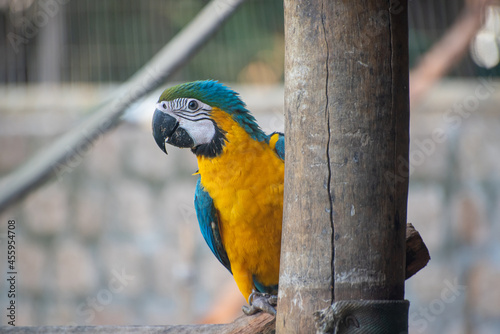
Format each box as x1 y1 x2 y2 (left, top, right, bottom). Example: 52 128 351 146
152 109 194 154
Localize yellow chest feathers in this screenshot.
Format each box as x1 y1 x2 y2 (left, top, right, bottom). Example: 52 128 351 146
196 109 284 270
197 108 284 223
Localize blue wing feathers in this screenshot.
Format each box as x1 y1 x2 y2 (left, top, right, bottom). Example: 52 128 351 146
194 177 232 274
268 132 284 161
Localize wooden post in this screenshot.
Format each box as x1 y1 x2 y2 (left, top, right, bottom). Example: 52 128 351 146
277 1 409 332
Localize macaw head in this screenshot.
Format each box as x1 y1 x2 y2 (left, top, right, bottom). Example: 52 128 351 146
152 80 265 157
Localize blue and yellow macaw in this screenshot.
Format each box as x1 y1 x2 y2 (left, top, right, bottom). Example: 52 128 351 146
152 80 284 315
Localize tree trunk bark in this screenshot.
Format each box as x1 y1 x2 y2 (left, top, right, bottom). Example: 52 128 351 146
277 1 409 332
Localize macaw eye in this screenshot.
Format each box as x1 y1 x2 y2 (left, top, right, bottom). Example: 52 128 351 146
188 100 199 110
162 102 167 109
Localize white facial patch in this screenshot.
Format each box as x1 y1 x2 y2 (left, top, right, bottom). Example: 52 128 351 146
156 98 216 146
179 118 216 146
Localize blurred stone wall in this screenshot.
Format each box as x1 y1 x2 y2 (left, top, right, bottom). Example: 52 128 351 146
406 79 500 334
0 81 500 332
0 84 281 326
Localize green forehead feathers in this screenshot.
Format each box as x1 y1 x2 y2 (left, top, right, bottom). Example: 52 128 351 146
158 80 266 141
159 80 245 113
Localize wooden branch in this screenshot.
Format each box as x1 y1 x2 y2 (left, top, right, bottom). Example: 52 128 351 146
0 313 275 334
223 313 275 334
0 0 247 213
405 223 430 279
410 0 491 105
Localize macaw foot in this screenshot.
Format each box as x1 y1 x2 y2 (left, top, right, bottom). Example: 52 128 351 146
242 290 278 316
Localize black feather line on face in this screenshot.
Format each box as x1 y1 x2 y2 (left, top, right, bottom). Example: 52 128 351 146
192 122 227 158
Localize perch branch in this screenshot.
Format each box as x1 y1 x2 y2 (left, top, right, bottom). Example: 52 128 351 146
0 313 275 334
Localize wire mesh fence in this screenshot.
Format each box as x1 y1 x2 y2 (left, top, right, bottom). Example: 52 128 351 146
1 0 499 85
1 0 285 84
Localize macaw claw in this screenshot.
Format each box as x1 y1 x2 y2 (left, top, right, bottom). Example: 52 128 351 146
242 290 278 316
